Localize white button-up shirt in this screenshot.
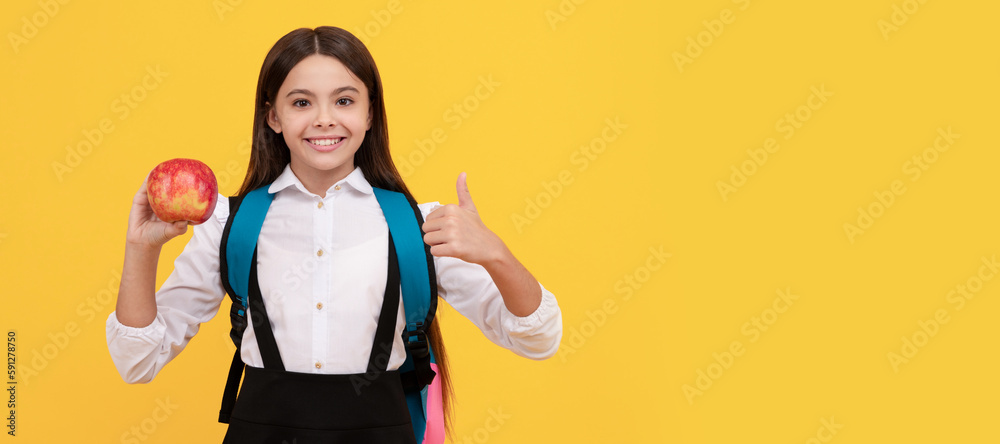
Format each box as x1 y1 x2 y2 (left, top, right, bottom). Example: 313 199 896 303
106 165 562 383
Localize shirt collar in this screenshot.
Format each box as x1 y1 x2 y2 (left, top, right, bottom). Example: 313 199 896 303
267 164 373 196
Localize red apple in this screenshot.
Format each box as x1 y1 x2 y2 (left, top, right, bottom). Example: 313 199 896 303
146 158 219 225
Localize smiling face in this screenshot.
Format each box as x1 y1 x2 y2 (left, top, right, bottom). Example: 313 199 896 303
265 54 372 194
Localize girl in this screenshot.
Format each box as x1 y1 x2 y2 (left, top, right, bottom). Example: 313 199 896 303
106 26 562 443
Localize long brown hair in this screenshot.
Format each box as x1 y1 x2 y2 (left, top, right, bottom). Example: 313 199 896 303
238 26 453 432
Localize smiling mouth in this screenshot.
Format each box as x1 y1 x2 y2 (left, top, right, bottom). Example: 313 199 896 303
307 138 344 146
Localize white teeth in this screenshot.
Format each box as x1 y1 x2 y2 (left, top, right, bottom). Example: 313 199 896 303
310 138 341 146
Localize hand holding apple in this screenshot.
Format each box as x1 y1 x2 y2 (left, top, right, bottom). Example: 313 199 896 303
146 158 218 224
126 159 218 249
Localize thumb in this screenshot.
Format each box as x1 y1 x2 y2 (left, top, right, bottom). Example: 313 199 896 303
456 172 477 212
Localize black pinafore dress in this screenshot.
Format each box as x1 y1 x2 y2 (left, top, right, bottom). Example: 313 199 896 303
221 238 417 444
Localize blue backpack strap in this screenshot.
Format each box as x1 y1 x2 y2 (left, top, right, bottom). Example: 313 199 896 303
372 187 439 441
372 187 435 333
225 186 275 309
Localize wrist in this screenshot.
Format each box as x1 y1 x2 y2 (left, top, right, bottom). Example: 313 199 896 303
125 240 162 256
481 240 514 272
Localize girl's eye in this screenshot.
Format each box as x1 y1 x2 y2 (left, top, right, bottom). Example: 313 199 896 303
337 97 353 106
293 99 309 107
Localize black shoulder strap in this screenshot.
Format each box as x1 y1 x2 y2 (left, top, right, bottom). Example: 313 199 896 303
220 195 246 346
402 197 439 390
218 195 244 424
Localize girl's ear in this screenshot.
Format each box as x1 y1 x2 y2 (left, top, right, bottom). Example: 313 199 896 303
366 107 372 131
265 102 282 134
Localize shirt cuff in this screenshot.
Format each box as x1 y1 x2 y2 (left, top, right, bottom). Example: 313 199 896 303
105 311 168 383
106 311 164 338
498 283 562 359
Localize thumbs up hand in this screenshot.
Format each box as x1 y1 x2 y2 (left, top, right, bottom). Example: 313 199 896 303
422 172 506 265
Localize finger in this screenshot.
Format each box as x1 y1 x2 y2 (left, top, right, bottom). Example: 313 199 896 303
150 222 187 245
134 178 151 205
139 171 152 195
170 221 189 236
422 213 458 233
156 221 188 245
423 204 448 222
429 244 452 258
456 172 476 212
422 230 449 246
422 218 442 233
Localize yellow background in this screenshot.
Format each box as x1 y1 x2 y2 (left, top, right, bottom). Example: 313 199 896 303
2 0 998 442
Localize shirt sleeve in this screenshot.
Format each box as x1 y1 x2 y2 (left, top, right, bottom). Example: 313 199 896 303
418 202 563 360
105 194 230 383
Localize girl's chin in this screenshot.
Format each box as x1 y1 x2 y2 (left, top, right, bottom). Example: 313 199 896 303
291 156 354 174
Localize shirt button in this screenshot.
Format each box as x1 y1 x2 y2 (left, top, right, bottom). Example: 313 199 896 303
317 249 324 257
317 202 324 209
334 185 341 191
315 362 322 369
316 302 323 310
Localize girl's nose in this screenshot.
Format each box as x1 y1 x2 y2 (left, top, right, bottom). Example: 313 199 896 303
314 106 336 127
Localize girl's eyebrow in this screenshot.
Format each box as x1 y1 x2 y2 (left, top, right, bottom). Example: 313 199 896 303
286 86 359 97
